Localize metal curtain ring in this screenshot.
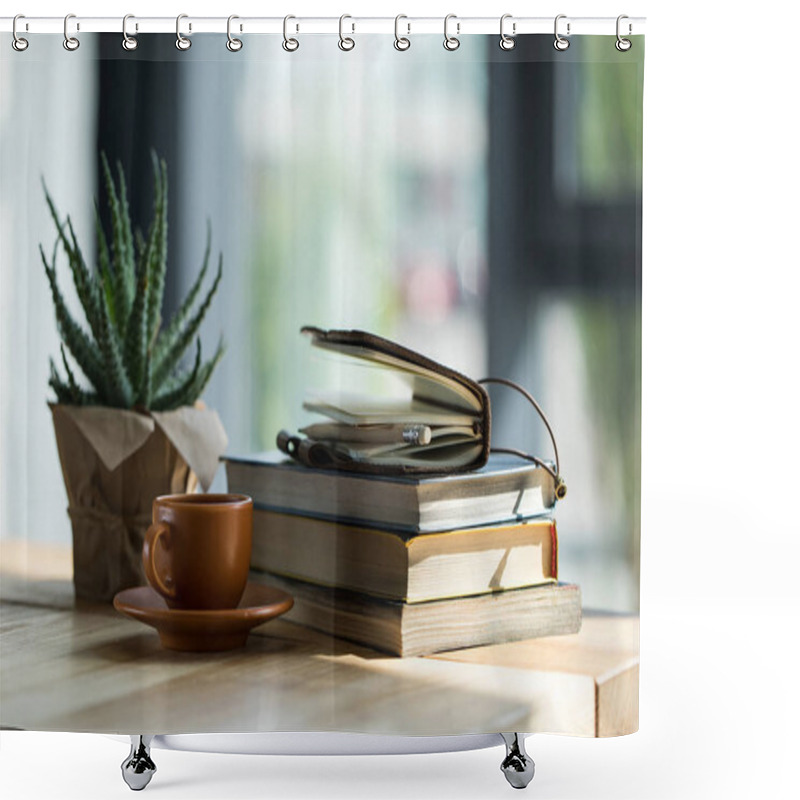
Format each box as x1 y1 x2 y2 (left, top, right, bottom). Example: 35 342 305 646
63 13 80 51
176 13 191 50
227 15 243 51
283 15 299 52
499 14 516 51
394 14 410 51
553 14 570 51
443 14 460 51
122 14 138 51
338 14 355 51
616 14 632 51
12 14 29 51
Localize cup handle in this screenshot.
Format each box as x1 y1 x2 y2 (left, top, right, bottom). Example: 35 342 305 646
142 522 177 600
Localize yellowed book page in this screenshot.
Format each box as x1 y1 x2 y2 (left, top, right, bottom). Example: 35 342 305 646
304 394 478 426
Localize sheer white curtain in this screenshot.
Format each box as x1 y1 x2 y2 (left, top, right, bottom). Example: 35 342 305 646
0 40 97 544
1 37 640 612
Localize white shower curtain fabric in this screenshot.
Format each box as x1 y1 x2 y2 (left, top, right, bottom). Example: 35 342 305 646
0 30 643 737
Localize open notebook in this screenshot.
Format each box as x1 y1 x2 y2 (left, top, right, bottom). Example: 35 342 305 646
278 327 491 474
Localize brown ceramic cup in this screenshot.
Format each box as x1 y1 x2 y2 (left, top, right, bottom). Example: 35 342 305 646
142 494 253 610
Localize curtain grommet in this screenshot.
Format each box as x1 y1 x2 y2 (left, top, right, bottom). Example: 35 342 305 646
444 14 460 51
121 14 138 51
282 15 299 52
12 14 29 51
175 13 191 51
553 14 570 51
63 13 80 51
615 15 633 51
338 14 355 51
226 15 243 52
499 14 516 51
394 14 411 51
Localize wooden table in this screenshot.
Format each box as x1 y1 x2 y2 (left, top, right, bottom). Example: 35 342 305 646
0 541 638 737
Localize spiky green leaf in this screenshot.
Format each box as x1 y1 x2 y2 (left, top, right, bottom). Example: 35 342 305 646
60 344 80 395
151 255 222 393
123 241 150 395
44 187 104 340
94 202 118 330
146 154 169 344
134 227 146 260
41 245 105 394
150 339 202 411
184 336 225 407
48 358 72 404
95 272 133 407
153 221 211 364
116 160 135 280
49 355 98 405
42 183 73 258
100 152 133 328
64 218 104 336
135 341 153 408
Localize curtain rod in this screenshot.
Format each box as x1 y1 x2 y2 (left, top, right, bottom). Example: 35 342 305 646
0 16 646 37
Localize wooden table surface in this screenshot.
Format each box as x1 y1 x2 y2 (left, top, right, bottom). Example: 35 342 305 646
0 541 638 737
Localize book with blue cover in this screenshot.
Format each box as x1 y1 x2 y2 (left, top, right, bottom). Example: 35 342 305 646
224 450 557 533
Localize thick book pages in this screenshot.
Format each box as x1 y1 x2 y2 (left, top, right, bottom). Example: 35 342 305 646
254 572 582 657
251 510 558 603
224 451 557 533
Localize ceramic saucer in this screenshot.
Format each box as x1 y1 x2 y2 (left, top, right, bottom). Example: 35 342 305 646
113 583 294 652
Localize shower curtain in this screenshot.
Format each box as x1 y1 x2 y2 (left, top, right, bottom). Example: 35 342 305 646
0 22 643 739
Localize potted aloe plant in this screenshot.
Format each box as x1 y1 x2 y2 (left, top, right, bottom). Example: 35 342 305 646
42 153 228 603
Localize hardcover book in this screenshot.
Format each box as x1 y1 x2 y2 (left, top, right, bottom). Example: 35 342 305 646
251 510 558 603
224 451 557 533
255 572 582 658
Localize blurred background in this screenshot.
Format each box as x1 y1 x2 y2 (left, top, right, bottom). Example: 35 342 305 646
0 34 642 611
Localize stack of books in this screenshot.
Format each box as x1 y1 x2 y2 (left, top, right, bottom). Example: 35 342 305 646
224 452 581 657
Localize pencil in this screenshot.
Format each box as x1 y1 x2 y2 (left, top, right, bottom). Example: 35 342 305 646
300 422 432 446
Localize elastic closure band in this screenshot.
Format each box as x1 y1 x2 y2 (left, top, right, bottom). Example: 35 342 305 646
479 377 567 500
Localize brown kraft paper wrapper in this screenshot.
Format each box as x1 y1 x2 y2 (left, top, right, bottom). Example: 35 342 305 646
50 403 228 603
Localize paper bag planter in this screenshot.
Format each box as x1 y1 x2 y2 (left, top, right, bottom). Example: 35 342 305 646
50 403 228 603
